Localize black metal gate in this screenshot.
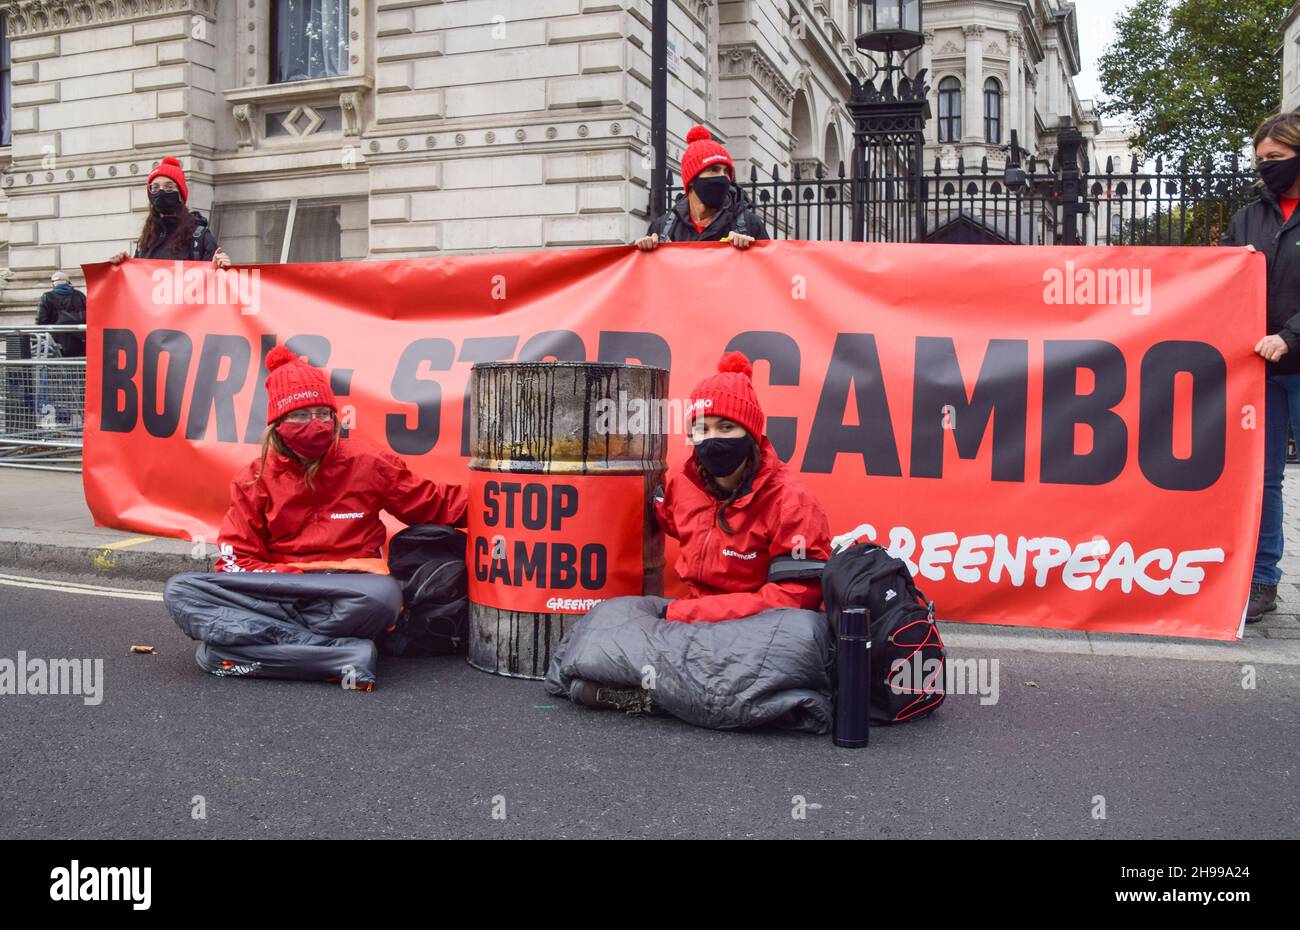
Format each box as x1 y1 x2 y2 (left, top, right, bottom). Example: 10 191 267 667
657 82 1258 248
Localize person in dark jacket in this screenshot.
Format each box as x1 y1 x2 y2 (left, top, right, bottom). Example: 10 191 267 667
36 272 86 357
108 156 230 268
1222 111 1300 622
636 126 770 251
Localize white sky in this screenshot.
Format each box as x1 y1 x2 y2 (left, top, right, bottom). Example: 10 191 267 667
1073 0 1135 104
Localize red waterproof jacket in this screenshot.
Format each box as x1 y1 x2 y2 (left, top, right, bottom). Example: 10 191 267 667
654 436 832 622
216 438 467 573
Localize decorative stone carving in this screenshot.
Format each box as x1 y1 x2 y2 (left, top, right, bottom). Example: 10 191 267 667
0 0 215 36
232 103 255 151
962 24 985 39
719 43 796 114
339 91 362 136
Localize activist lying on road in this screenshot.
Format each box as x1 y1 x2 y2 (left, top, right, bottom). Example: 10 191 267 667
162 347 467 688
1222 111 1300 623
655 351 832 622
107 155 231 269
635 126 770 251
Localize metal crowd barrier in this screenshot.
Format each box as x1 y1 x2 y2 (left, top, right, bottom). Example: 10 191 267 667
0 325 86 472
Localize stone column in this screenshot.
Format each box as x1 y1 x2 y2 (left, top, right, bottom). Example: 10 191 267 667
921 30 936 146
963 24 985 144
1008 31 1023 148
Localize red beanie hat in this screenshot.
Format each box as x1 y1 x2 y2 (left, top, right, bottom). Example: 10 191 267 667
264 346 337 422
680 125 734 194
687 351 764 439
146 156 189 203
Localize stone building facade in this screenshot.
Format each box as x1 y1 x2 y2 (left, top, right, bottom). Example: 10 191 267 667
0 0 1099 321
1284 1 1300 112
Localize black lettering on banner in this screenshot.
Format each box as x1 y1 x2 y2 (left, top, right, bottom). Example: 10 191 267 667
482 480 500 527
597 331 672 370
142 329 193 438
518 330 586 362
493 481 521 526
910 337 1028 481
552 484 578 529
185 335 252 442
515 542 546 585
522 483 547 530
387 338 454 455
1041 340 1128 485
459 336 520 456
551 543 577 589
1138 341 1226 491
487 550 510 584
726 331 800 462
473 535 489 581
802 333 902 475
242 334 279 444
244 335 332 442
100 329 139 433
581 543 607 588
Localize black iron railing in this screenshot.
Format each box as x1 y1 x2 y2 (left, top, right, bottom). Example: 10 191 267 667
659 147 1259 247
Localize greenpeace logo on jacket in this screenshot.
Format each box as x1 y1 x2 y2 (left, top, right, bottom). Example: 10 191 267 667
216 438 467 573
653 436 831 623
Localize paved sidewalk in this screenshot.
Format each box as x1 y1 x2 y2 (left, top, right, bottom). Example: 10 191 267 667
2 467 1299 663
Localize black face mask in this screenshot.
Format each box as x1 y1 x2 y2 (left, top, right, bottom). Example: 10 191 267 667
692 175 731 210
694 436 751 478
149 189 182 215
1260 155 1300 198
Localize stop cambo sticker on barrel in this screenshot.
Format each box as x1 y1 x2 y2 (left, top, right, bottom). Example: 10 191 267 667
467 473 647 614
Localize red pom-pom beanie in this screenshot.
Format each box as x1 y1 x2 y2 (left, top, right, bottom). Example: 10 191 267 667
146 156 189 203
680 125 734 194
264 346 337 422
688 351 764 438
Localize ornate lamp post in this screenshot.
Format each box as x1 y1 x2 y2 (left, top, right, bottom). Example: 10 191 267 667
849 0 930 242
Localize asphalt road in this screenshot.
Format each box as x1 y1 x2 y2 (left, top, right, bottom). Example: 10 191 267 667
1 573 1297 839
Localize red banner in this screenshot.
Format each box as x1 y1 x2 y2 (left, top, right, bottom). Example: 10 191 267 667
466 473 647 614
83 242 1265 640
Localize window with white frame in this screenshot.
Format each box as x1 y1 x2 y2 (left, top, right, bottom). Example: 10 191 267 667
271 0 350 84
211 197 368 263
938 77 961 143
984 77 1002 144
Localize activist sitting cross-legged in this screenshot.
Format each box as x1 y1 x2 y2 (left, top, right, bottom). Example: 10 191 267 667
545 352 836 732
635 126 770 251
107 156 230 269
1222 111 1300 623
163 347 467 689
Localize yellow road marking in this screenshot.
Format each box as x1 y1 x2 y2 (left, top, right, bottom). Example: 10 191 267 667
97 536 156 551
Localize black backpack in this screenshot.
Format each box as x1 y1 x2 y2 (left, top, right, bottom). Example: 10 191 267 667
821 543 946 724
377 525 469 657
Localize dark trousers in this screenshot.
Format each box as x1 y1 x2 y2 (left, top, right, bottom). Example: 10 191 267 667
164 571 403 688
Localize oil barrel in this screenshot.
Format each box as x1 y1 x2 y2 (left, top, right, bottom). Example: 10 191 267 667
466 361 668 678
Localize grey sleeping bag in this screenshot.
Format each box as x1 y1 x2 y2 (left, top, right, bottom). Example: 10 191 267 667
544 595 834 734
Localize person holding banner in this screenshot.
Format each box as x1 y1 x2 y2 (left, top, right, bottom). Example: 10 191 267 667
635 126 770 250
163 347 467 689
1223 111 1300 622
107 156 231 268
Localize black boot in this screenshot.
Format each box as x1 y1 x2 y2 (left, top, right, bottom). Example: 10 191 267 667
569 679 659 715
1246 582 1278 623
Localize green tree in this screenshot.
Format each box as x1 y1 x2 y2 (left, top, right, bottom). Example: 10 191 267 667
1098 0 1291 168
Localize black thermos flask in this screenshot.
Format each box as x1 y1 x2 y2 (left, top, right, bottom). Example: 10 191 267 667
833 607 871 748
